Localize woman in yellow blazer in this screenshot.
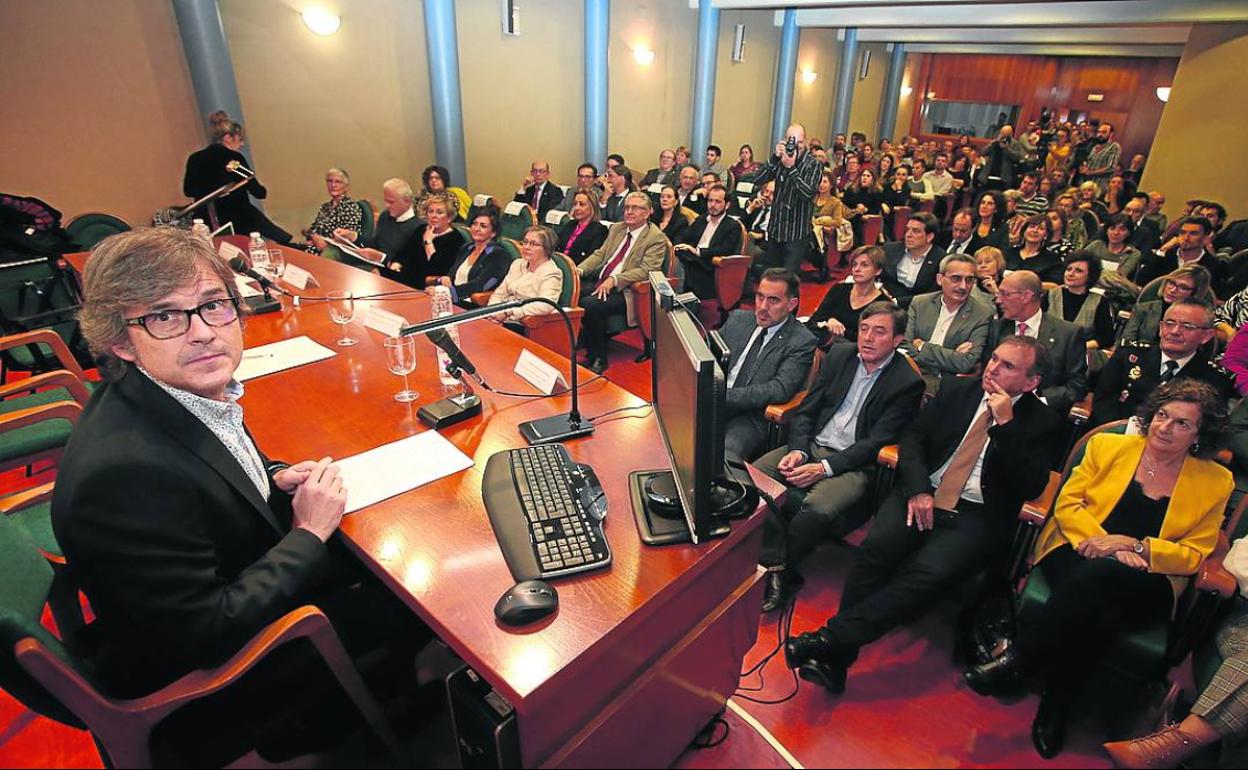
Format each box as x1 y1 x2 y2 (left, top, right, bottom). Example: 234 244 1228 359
966 379 1233 758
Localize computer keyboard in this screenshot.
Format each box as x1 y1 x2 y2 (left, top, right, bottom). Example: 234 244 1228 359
481 444 611 581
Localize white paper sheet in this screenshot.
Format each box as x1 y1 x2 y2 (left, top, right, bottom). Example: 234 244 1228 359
235 336 336 381
334 431 474 513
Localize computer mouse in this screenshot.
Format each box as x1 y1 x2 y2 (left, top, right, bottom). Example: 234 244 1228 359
494 580 558 626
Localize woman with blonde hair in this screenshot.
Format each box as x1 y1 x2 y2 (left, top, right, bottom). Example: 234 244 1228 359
489 226 564 332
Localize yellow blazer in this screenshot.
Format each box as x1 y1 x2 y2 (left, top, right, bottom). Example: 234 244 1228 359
1033 433 1231 596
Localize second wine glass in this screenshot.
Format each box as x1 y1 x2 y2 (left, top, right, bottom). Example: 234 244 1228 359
384 336 420 402
327 290 357 346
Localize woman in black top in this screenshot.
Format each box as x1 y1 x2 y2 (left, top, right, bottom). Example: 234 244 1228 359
387 194 465 287
557 189 610 265
843 168 885 246
650 185 690 244
1045 251 1114 350
806 245 892 347
437 204 512 307
1005 214 1064 284
182 111 292 244
972 191 1010 251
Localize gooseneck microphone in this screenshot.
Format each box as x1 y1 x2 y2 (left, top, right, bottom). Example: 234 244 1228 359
227 256 283 314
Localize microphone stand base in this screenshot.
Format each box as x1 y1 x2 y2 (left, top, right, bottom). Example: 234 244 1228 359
418 394 483 429
244 295 282 314
518 413 595 445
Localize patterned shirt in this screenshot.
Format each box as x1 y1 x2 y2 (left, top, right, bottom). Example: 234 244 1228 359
139 366 270 500
752 150 825 244
1084 141 1122 183
305 196 363 253
1218 287 1248 330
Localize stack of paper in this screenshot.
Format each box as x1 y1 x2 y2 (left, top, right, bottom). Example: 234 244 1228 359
334 431 475 513
236 336 337 381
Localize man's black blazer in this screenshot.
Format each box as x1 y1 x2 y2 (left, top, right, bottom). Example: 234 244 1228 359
882 242 946 307
984 312 1088 415
935 230 984 257
678 215 746 299
52 367 332 697
514 183 565 220
1137 249 1229 298
898 375 1062 520
1091 341 1237 428
788 346 925 476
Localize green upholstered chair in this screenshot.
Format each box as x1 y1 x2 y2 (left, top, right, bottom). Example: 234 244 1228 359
0 260 89 376
63 213 130 252
500 201 536 243
0 512 404 768
356 199 376 244
1 482 57 561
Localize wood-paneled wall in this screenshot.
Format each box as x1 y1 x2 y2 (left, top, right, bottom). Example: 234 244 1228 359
908 53 1179 160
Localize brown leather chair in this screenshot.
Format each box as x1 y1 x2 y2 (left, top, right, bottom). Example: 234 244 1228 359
762 347 826 451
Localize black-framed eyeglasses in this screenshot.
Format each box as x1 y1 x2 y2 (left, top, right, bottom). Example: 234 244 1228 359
125 297 240 340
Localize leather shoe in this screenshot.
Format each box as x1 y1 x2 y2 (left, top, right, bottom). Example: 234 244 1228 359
1031 691 1069 759
1103 724 1204 769
963 647 1026 697
784 630 848 694
634 342 653 363
761 570 804 613
587 358 608 375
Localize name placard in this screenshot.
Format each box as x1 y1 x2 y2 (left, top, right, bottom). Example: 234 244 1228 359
363 307 408 338
283 263 318 290
218 241 246 264
514 349 569 395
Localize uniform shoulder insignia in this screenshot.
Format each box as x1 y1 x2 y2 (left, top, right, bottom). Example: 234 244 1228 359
1212 361 1235 378
1122 340 1152 349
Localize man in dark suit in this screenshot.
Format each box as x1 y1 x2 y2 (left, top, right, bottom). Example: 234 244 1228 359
983 270 1088 416
513 159 565 220
675 166 702 212
882 212 946 308
784 336 1063 692
754 302 925 611
1092 299 1236 427
600 165 633 222
1123 196 1161 254
1136 217 1228 298
719 268 817 465
675 184 745 300
935 208 980 257
52 229 422 759
639 149 679 188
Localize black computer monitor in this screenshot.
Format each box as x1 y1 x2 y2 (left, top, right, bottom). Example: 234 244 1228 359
631 272 727 545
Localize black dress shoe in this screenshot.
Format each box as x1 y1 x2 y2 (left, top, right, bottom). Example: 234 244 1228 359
761 570 804 613
1031 691 1069 759
634 349 652 364
784 631 848 694
588 358 608 375
963 647 1027 697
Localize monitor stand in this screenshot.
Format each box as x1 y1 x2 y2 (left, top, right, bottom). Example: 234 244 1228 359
629 470 730 546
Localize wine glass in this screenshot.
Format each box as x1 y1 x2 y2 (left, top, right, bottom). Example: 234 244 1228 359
384 336 420 402
266 248 286 279
327 290 357 346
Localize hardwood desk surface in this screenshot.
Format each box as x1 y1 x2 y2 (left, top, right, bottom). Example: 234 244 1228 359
66 243 777 764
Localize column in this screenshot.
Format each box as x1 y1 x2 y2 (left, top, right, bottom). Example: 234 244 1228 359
690 1 720 159
770 9 800 145
830 27 858 139
171 0 251 164
585 0 610 168
423 0 468 188
877 43 907 143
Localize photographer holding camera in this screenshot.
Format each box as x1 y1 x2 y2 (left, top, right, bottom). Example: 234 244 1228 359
975 124 1026 192
751 124 825 274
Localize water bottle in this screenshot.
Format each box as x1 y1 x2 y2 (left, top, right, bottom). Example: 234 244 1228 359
190 219 212 247
248 232 270 274
428 286 460 387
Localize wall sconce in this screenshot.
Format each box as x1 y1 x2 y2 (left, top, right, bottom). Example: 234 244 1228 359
633 46 655 66
1156 86 1172 103
900 85 914 98
801 69 818 84
302 8 341 36
926 91 937 99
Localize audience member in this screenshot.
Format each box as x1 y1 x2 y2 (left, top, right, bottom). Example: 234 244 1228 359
556 189 609 265
742 180 775 258
386 193 465 288
1145 191 1169 233
972 191 1010 251
332 177 419 268
640 149 679 188
965 381 1232 759
937 208 980 256
1055 193 1090 249
440 204 512 307
973 246 1007 304
756 302 924 610
1048 250 1114 351
752 124 824 274
675 184 741 300
1005 214 1063 284
553 163 598 213
600 165 633 221
806 246 892 347
1121 265 1210 346
651 185 690 244
903 254 995 393
1217 283 1248 332
719 269 818 465
1084 212 1143 282
487 226 563 332
1043 208 1076 260
1102 174 1131 215
701 144 728 184
785 336 1062 693
1080 122 1122 192
1045 127 1073 179
1121 196 1161 254
416 164 469 221
730 144 762 182
513 159 565 220
1137 217 1227 298
303 167 362 253
978 125 1026 190
1015 172 1049 218
675 165 701 211
882 212 946 307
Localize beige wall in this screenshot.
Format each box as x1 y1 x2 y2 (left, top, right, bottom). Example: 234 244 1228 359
846 43 889 141
710 10 781 165
1139 23 1248 222
0 0 201 228
221 0 435 235
791 28 840 144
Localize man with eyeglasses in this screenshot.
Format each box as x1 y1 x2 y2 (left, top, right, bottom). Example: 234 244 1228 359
902 254 995 394
1091 299 1235 428
553 162 598 213
513 159 565 220
640 149 679 188
53 228 427 759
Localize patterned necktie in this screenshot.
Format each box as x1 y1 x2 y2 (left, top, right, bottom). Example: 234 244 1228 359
933 409 993 511
1016 322 1028 337
596 231 634 291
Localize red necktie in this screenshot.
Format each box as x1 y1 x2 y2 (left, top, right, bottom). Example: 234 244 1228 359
1016 322 1028 336
597 231 634 291
532 185 541 209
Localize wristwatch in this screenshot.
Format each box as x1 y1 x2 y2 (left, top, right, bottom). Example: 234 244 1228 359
1132 539 1146 555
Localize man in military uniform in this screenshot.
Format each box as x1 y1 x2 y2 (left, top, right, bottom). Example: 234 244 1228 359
1091 299 1236 427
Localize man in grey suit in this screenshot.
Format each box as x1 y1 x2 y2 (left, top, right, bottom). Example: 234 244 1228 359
902 253 996 394
983 270 1088 416
720 268 818 464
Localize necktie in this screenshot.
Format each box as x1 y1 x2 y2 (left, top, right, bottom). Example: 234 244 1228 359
532 184 541 209
735 329 767 386
1161 359 1179 383
1016 322 1028 337
933 408 993 511
596 231 634 291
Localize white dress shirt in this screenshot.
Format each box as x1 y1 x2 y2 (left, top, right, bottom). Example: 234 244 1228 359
928 393 1023 505
697 214 725 251
897 246 933 290
1015 309 1044 338
929 298 965 347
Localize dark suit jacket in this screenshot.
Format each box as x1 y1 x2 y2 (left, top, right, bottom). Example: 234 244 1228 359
984 312 1088 415
640 167 678 188
514 182 565 220
935 230 984 257
652 212 690 245
447 241 514 304
1137 249 1229 299
720 311 817 419
52 367 331 696
677 215 745 299
681 191 708 218
882 242 946 307
555 219 609 265
899 376 1062 521
1091 342 1237 428
788 346 925 476
601 191 628 222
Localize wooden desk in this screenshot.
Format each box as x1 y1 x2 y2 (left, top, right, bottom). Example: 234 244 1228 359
66 244 775 768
